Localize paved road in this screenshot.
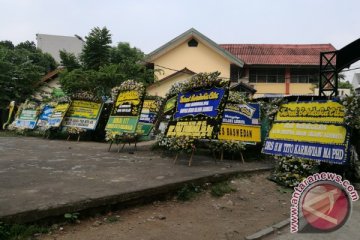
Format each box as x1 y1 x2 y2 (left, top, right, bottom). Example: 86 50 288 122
0 136 271 223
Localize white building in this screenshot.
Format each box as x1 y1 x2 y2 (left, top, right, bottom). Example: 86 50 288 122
36 34 84 63
352 73 360 95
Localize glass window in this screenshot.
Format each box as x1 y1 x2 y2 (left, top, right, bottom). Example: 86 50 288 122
249 68 285 83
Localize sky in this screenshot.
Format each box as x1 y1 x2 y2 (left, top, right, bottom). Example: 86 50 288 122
1 0 360 80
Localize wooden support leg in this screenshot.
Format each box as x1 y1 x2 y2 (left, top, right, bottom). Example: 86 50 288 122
220 149 224 162
118 143 125 153
188 148 195 167
67 135 70 141
77 134 80 142
240 151 245 164
108 141 113 152
212 151 217 163
134 141 137 150
173 153 179 164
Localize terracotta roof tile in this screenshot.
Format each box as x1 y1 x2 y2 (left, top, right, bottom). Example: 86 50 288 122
219 44 336 66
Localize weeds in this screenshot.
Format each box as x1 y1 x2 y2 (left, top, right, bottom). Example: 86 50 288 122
176 183 202 201
64 212 80 223
0 222 49 240
210 181 236 197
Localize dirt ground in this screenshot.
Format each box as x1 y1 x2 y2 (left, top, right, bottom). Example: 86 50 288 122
38 172 292 240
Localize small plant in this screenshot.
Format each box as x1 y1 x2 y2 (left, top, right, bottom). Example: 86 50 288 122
0 222 49 240
64 212 80 223
105 216 119 223
210 181 236 197
176 183 202 201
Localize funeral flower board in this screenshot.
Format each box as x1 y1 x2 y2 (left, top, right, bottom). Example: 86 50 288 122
218 102 261 143
165 85 229 139
106 88 145 134
62 100 103 130
15 109 39 129
47 103 70 127
136 99 161 136
262 101 350 164
36 105 55 127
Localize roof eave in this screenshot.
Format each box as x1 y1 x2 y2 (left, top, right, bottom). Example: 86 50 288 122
146 28 244 67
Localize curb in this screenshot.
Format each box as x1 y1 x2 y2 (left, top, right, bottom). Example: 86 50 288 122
245 218 290 240
0 166 273 224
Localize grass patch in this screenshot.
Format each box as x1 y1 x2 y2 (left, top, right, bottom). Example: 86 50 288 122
0 222 49 240
210 181 236 197
0 131 18 137
176 183 202 201
105 216 119 223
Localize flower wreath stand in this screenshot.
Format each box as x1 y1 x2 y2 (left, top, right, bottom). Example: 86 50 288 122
211 140 246 164
66 127 86 141
107 132 140 153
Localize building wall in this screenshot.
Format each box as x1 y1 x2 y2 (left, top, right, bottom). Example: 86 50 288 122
147 72 193 97
153 39 231 81
36 34 84 63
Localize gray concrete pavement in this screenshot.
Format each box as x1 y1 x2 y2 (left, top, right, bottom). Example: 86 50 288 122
267 195 360 240
0 136 272 223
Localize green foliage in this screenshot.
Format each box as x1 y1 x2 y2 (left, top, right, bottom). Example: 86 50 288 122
59 28 154 98
59 68 100 96
0 43 56 108
81 27 112 70
59 50 81 71
338 80 353 89
0 40 14 49
0 222 49 240
341 94 360 129
0 40 57 108
176 183 202 201
64 212 80 223
210 181 236 197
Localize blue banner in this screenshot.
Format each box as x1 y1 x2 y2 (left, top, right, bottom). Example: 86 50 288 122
262 139 348 164
174 87 225 119
39 105 54 121
139 112 157 124
222 103 260 125
15 120 37 129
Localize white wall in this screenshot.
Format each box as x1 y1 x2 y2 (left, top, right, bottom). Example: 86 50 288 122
36 34 84 63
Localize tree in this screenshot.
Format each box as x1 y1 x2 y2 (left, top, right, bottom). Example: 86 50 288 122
60 50 81 71
59 27 155 98
80 27 112 70
0 41 57 109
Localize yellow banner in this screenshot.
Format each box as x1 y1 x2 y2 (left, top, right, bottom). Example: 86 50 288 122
116 90 140 106
67 100 102 119
275 101 345 123
269 123 347 144
166 121 213 138
142 100 159 112
55 103 69 113
218 124 261 142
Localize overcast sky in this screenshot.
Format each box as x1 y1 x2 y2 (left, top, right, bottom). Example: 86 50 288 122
1 0 360 79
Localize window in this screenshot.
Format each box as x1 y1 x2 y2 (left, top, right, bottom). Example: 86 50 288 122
188 38 198 47
249 68 285 83
290 69 319 83
230 64 242 82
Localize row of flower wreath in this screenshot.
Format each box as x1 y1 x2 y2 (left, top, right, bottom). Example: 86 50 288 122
157 72 250 154
261 95 360 187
